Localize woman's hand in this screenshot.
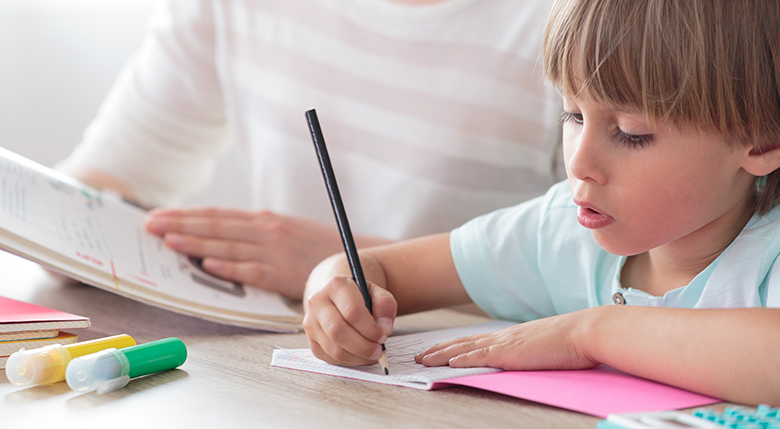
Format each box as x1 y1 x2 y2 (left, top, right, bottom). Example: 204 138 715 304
303 275 397 366
145 208 390 300
415 309 599 371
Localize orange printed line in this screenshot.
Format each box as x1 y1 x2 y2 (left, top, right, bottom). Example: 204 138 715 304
134 276 157 287
111 261 119 289
75 252 104 266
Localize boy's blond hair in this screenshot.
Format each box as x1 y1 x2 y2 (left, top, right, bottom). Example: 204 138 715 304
543 0 780 214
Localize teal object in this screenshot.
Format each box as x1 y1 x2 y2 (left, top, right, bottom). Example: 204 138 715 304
596 420 625 429
598 405 780 429
65 338 187 394
691 405 780 429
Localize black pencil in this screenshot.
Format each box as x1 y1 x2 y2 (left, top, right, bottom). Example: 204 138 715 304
305 109 389 375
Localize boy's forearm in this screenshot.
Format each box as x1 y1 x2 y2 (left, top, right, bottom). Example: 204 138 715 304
583 306 780 406
304 234 471 315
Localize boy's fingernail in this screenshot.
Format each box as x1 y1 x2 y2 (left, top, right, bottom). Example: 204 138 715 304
370 347 382 360
377 317 393 335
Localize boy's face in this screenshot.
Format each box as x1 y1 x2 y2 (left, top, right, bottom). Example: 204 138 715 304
561 93 756 257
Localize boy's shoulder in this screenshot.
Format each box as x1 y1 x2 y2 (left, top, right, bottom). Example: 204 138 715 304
698 205 780 308
741 205 780 241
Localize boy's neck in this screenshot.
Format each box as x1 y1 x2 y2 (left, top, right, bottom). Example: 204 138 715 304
620 204 755 297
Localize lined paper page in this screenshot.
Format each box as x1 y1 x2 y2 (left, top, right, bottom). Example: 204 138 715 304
271 321 513 389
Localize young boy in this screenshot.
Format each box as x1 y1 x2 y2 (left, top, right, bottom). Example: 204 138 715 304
303 0 780 406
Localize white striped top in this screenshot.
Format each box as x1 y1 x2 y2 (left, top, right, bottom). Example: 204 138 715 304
58 0 563 241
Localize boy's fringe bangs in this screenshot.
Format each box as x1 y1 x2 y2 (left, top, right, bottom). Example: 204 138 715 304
545 0 780 139
544 0 703 128
543 0 780 214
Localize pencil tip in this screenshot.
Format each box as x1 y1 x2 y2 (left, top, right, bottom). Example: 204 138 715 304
378 347 389 375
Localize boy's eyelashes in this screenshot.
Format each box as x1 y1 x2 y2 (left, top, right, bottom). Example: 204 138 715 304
559 111 655 149
559 111 583 125
612 129 655 149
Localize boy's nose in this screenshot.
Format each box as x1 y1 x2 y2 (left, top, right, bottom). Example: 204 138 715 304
566 126 608 185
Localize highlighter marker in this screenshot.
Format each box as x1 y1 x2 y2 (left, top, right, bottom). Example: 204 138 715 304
66 337 187 394
5 334 136 386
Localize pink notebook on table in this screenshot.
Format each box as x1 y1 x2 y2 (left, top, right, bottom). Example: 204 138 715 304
0 295 90 341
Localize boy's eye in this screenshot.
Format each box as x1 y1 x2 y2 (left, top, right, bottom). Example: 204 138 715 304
560 111 655 149
559 111 583 125
613 129 655 149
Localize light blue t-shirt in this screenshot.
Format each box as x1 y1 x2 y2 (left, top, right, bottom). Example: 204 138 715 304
450 181 780 322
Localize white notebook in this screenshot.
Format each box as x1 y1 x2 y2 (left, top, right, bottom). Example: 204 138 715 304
271 321 514 389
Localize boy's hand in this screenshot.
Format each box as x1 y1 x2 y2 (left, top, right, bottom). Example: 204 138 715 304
414 309 599 371
303 276 397 366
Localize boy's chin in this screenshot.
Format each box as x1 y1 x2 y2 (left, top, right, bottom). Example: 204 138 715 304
591 231 648 257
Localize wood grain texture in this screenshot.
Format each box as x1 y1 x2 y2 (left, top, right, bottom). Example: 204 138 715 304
0 252 600 428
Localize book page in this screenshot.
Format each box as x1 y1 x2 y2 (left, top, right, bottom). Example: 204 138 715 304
0 147 301 331
271 321 514 389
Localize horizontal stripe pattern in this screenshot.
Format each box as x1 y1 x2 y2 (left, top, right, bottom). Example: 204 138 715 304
212 0 563 237
61 0 564 239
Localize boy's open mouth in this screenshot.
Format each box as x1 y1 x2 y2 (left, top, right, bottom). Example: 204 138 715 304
576 205 614 229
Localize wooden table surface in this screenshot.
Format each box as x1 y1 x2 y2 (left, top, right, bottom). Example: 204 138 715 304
0 251 603 428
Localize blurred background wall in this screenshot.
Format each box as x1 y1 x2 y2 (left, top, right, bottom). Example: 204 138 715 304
0 0 250 208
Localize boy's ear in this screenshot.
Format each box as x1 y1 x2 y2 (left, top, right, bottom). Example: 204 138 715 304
743 144 780 177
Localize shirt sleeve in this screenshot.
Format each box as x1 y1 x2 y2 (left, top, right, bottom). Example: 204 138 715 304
763 247 780 308
56 0 229 207
450 182 567 322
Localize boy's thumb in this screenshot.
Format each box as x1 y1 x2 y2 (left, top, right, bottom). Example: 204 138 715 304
369 284 396 336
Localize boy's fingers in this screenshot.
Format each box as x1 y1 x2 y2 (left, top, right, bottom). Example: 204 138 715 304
310 335 378 366
304 299 380 365
308 332 376 366
331 280 389 343
415 334 491 366
413 335 470 359
446 347 496 368
316 300 384 361
303 277 397 366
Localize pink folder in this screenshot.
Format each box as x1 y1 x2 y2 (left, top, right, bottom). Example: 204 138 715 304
435 364 721 418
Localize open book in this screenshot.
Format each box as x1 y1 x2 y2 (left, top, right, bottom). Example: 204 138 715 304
0 147 302 332
272 321 721 417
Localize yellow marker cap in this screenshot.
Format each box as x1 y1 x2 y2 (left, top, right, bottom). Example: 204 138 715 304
5 334 136 386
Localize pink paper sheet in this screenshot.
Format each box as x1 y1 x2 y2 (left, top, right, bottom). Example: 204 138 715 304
434 365 720 418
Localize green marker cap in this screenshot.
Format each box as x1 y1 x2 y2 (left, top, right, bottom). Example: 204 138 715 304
65 338 187 394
